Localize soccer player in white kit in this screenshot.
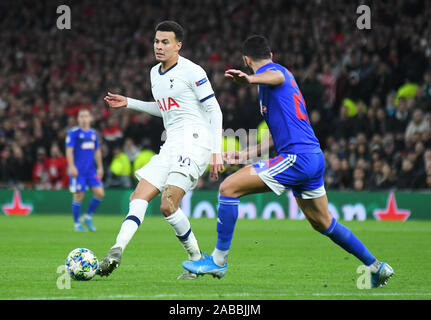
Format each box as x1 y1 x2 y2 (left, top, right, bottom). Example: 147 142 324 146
99 21 224 279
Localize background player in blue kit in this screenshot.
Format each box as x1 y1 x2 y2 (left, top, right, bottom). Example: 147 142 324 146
183 35 394 288
66 108 105 232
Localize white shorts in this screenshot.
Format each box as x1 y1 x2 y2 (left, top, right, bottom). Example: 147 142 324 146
135 139 211 193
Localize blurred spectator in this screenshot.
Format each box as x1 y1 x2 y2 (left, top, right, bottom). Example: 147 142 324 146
405 109 431 142
301 66 324 112
105 146 132 189
310 110 330 149
385 92 397 117
369 161 395 190
423 72 431 110
353 179 365 191
396 159 415 189
9 145 32 187
0 147 15 187
324 155 341 189
124 137 140 162
32 147 50 190
46 143 68 190
319 63 336 115
102 116 124 148
388 98 410 134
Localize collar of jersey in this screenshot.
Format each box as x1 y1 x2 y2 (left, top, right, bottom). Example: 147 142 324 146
256 61 276 74
158 62 178 75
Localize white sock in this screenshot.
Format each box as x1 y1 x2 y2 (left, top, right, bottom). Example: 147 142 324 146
212 248 229 267
165 208 201 261
114 199 148 251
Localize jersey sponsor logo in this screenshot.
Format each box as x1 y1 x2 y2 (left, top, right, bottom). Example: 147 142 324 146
81 141 95 150
157 97 181 111
195 77 208 87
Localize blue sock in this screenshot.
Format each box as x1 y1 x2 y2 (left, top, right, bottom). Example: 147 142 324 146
86 197 102 216
322 218 376 266
72 201 82 224
216 195 240 251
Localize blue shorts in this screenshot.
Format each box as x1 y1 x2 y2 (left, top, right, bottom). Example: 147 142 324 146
252 152 326 198
69 172 103 193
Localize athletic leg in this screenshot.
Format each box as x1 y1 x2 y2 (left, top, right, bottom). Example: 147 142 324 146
161 177 201 262
214 165 271 265
113 178 160 250
183 165 271 277
87 186 104 215
295 194 393 287
98 178 159 277
81 186 104 231
296 194 378 264
72 192 85 231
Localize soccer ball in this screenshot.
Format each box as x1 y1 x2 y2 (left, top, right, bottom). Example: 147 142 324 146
65 248 99 281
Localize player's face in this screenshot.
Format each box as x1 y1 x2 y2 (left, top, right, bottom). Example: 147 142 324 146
77 110 92 129
154 31 182 63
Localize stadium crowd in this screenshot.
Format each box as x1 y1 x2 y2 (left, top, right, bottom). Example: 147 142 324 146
0 0 431 191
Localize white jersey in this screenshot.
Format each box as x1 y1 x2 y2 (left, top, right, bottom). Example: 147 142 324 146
150 55 215 148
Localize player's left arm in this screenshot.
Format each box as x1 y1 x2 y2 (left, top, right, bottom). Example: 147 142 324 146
201 97 224 180
225 69 285 86
190 66 224 179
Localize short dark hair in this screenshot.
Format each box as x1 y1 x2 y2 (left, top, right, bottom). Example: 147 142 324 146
242 35 271 61
155 20 184 42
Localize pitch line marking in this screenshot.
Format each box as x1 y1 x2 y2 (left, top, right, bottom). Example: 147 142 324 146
4 292 431 300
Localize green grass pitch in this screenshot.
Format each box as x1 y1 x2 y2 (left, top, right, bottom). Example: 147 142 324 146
1 214 430 300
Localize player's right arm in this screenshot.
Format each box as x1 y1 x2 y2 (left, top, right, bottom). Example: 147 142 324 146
66 147 78 177
225 69 285 86
104 92 162 117
65 131 78 177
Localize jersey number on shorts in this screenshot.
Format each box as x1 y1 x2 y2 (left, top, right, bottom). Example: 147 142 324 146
178 155 191 167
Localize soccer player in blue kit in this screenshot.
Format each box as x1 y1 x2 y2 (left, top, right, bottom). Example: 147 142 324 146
66 108 104 232
183 35 394 288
